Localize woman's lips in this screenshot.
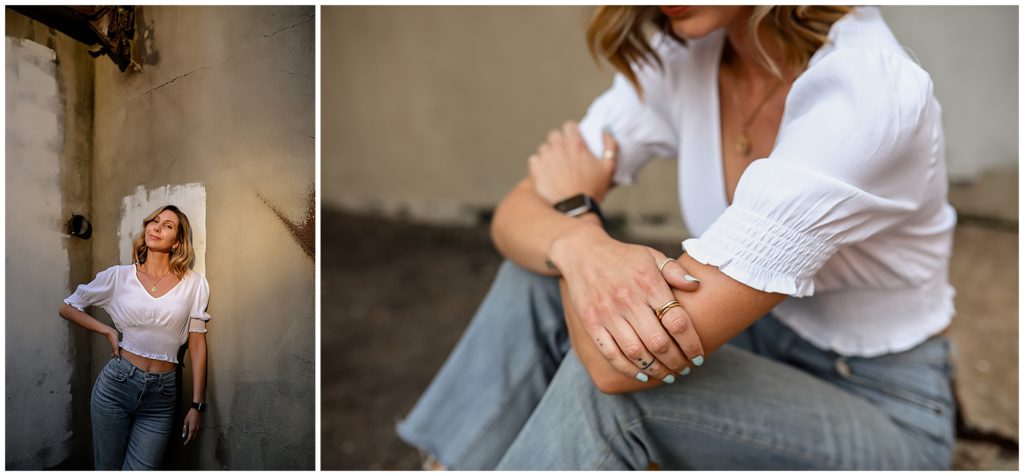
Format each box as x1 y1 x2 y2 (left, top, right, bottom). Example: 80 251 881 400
660 5 692 18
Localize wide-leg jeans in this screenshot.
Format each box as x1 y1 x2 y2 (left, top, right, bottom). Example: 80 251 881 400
397 260 956 470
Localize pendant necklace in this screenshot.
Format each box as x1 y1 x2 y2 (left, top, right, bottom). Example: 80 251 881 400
726 67 783 157
141 266 170 293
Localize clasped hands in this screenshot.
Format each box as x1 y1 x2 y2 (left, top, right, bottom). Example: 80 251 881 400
529 121 706 386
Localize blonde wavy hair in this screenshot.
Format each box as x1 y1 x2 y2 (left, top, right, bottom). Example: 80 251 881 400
586 6 852 95
132 205 194 279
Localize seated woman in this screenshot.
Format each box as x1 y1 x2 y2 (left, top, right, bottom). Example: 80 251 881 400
397 6 957 470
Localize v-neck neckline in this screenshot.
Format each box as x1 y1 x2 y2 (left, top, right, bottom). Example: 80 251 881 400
134 264 184 300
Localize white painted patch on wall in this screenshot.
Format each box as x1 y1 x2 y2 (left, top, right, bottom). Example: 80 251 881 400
5 36 74 469
118 183 207 275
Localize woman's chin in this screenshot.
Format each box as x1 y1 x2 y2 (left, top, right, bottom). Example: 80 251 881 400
671 21 721 40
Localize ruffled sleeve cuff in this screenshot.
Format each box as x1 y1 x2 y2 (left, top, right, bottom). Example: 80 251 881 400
682 206 836 297
63 295 88 312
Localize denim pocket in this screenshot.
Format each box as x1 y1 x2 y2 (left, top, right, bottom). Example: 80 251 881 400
834 356 948 416
158 379 177 397
103 360 129 383
832 340 955 444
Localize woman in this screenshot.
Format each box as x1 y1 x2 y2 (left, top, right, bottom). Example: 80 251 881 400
398 6 956 470
59 205 212 470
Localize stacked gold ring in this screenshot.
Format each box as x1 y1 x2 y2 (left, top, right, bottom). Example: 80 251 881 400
656 300 681 320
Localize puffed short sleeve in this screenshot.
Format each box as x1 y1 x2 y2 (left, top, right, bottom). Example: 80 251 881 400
64 266 118 311
188 273 212 333
683 48 938 297
578 57 679 185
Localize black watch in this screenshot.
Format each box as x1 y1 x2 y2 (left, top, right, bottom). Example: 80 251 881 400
191 401 207 412
554 193 605 226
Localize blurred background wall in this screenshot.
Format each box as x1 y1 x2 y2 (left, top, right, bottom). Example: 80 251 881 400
6 6 314 470
322 6 1018 240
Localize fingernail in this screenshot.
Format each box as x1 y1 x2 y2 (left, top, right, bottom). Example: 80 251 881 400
683 274 701 283
635 372 649 383
662 374 675 384
182 432 186 438
602 125 614 136
692 355 704 367
680 367 691 376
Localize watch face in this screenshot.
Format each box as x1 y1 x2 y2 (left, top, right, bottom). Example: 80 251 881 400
555 194 592 217
556 194 587 212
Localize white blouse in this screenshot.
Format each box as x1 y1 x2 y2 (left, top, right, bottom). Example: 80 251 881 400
65 264 212 363
577 7 956 357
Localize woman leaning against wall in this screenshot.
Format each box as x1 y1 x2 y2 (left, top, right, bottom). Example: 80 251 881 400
59 205 212 470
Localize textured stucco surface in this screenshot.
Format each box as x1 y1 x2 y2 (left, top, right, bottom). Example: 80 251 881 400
322 6 1018 240
5 35 74 470
5 9 97 469
89 6 315 469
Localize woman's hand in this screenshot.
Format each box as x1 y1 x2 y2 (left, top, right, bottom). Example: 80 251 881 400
550 224 706 383
528 121 617 204
103 326 120 360
183 408 200 446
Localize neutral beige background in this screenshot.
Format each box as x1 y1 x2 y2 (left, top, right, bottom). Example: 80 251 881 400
322 6 1018 241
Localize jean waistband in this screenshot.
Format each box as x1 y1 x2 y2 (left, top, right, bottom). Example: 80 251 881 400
110 356 176 382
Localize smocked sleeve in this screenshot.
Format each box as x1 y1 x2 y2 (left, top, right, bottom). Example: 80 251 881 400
64 266 118 311
188 274 212 333
683 48 939 297
578 52 679 185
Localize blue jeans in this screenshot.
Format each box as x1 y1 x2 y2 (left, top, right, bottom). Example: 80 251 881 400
91 357 177 470
396 261 956 470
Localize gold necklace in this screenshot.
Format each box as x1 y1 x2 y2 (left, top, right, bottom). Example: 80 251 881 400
725 68 783 157
139 265 171 293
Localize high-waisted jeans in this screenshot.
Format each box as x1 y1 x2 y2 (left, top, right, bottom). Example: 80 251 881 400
396 261 957 470
91 357 177 470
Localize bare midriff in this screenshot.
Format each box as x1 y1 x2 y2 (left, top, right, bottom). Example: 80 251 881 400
121 348 176 373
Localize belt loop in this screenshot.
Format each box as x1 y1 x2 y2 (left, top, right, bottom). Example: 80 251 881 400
125 360 136 379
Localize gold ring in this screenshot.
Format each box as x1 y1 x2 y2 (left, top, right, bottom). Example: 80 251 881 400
601 149 615 160
656 300 681 320
657 257 675 272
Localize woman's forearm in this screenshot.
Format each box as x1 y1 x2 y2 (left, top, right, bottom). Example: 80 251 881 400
491 177 603 276
566 253 788 394
58 303 115 336
187 333 207 403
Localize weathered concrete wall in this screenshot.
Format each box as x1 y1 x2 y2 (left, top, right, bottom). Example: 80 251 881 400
322 6 1018 240
89 6 315 470
5 9 96 469
884 6 1018 181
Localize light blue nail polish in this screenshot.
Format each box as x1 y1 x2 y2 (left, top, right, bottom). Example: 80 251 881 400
684 274 701 283
602 125 614 135
662 374 675 384
680 367 691 376
635 372 649 383
692 355 704 367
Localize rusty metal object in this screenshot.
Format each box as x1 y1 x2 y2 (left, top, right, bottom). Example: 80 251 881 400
9 6 139 72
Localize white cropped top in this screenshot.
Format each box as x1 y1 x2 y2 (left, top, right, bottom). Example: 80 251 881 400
65 264 212 363
577 7 956 357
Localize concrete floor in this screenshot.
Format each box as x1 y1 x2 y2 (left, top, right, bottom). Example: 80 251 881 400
321 207 1018 470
